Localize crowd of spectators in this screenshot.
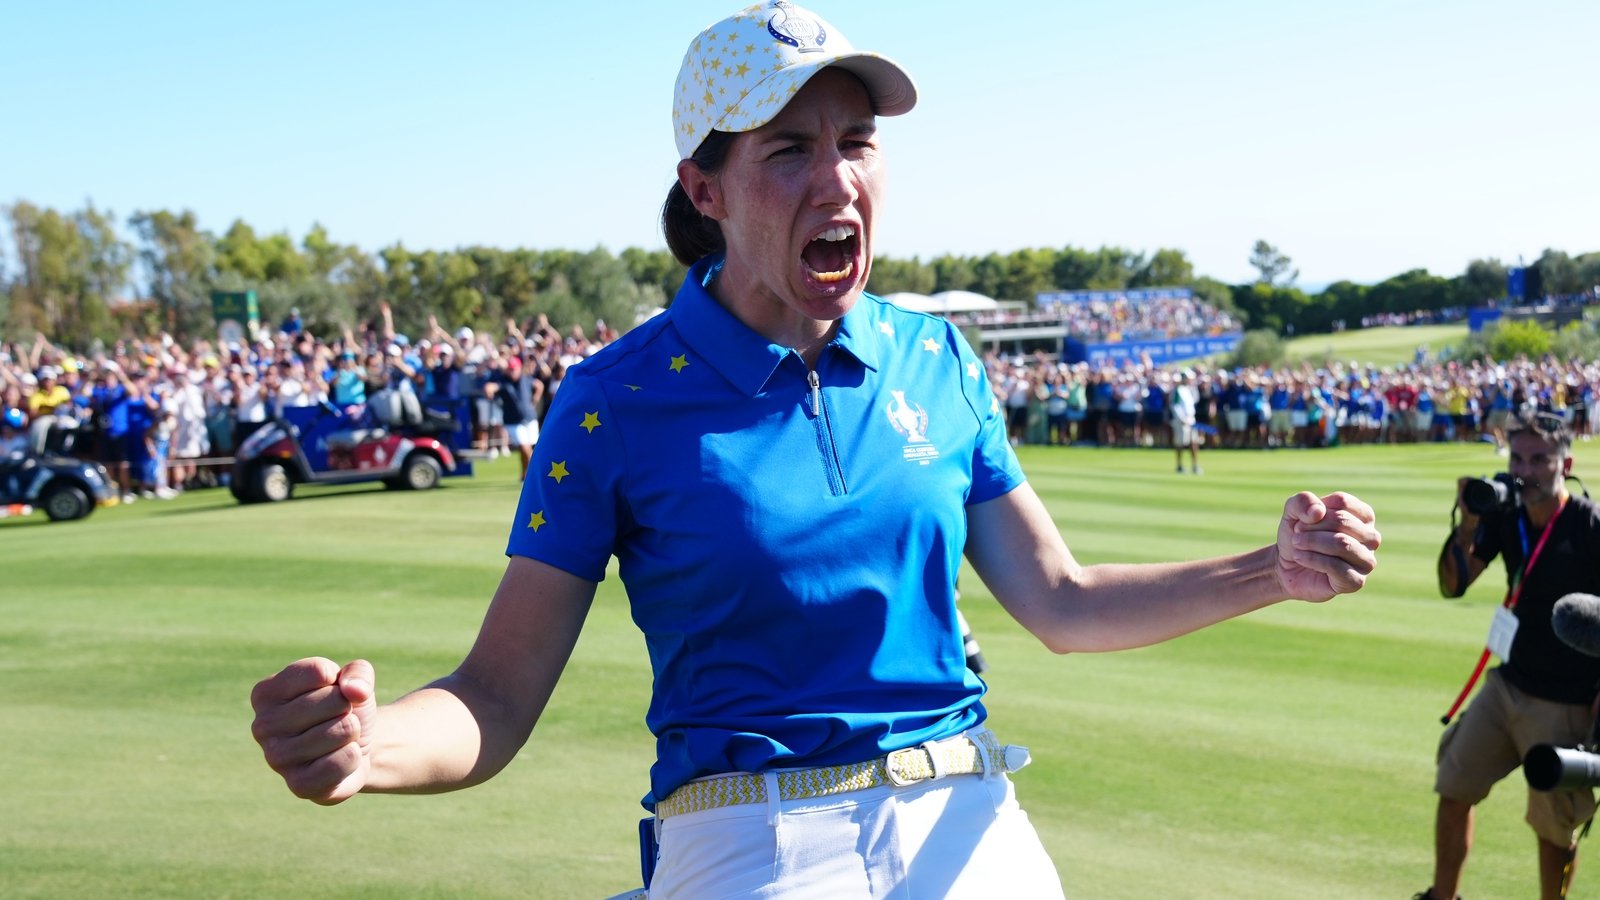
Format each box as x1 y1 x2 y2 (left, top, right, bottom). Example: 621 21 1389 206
0 306 615 502
984 351 1599 454
951 295 1242 342
6 305 1598 504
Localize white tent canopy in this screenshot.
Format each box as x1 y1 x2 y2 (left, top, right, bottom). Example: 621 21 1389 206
882 290 1000 314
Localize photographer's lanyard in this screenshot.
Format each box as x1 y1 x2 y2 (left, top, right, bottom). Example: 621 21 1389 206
1441 496 1568 724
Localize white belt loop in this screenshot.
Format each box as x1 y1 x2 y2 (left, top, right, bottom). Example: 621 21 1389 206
922 740 949 781
973 732 994 779
763 771 782 826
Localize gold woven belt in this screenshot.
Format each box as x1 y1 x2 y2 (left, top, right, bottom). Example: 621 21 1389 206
654 730 1030 819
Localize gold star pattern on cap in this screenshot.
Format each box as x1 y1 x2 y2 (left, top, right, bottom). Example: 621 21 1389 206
670 354 690 373
672 1 838 160
527 510 547 531
547 461 569 484
580 412 602 433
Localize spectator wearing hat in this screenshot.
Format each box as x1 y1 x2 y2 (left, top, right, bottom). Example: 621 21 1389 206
27 367 70 419
423 342 463 404
366 345 421 427
2 407 30 458
1171 370 1202 474
329 348 366 409
24 367 73 455
165 363 209 492
199 356 236 482
230 365 269 449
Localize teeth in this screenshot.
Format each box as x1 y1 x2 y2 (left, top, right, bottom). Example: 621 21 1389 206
807 260 854 283
815 225 855 242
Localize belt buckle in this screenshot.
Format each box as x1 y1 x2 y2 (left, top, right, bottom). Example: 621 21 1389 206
885 746 931 787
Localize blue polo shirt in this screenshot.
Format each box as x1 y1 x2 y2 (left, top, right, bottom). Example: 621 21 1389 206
506 255 1024 808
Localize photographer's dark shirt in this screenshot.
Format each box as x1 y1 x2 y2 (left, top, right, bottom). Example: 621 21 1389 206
1474 494 1600 704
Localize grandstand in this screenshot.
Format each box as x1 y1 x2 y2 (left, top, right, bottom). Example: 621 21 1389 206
894 286 1243 363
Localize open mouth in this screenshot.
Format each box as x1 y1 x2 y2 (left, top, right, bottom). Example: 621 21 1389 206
802 225 857 284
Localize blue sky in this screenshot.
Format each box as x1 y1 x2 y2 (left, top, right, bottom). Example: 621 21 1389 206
3 0 1595 288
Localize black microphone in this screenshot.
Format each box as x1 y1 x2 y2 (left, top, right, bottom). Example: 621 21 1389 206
1552 593 1600 657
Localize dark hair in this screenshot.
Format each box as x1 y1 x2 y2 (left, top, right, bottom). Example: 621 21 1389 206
1508 411 1573 452
662 130 737 266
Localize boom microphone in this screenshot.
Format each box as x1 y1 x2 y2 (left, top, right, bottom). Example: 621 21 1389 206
1552 593 1600 658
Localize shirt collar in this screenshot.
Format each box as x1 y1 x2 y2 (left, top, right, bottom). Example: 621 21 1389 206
672 255 880 397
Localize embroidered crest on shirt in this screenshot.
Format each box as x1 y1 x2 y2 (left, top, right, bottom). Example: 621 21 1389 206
886 390 939 465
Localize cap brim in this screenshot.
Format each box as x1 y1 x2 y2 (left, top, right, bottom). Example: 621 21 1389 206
716 52 916 134
827 53 917 117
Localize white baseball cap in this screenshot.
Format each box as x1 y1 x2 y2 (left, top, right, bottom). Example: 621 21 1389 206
672 1 917 161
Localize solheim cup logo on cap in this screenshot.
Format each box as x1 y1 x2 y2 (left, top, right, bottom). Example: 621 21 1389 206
767 1 826 52
886 390 940 465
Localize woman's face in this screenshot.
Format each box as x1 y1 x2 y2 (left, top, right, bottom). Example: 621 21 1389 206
687 68 883 341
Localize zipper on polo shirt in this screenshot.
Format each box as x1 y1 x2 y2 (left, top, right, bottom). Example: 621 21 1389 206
807 367 847 495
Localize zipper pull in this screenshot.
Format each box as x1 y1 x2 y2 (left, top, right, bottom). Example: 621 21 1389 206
808 369 821 418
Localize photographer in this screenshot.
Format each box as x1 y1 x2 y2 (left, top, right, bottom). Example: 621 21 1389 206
1420 413 1600 900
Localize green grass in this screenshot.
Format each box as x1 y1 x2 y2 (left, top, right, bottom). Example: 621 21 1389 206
1283 322 1468 368
5 439 1594 898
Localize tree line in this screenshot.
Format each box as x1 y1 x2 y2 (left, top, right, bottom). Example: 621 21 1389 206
3 199 1596 350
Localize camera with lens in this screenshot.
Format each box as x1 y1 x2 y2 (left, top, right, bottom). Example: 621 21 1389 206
1525 744 1600 791
1461 472 1519 516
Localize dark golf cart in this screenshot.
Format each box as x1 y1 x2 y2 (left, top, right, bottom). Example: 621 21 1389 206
1 441 119 522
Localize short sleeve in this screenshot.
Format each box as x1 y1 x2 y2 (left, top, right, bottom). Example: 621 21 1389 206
949 329 1023 505
504 373 624 582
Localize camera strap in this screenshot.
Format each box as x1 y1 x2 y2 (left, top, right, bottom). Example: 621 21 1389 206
1440 497 1568 725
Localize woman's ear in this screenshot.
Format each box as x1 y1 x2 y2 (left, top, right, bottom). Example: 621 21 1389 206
676 159 724 221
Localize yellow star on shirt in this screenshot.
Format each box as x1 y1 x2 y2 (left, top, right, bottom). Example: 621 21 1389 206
669 354 690 373
580 412 602 433
527 510 547 531
967 362 981 379
878 321 895 338
921 338 942 354
547 461 569 484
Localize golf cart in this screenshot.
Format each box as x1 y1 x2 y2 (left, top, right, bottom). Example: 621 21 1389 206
0 444 119 522
229 399 473 504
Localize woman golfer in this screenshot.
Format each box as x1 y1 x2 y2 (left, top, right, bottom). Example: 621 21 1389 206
249 3 1380 896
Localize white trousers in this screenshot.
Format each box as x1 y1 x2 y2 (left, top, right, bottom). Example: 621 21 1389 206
648 768 1063 899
